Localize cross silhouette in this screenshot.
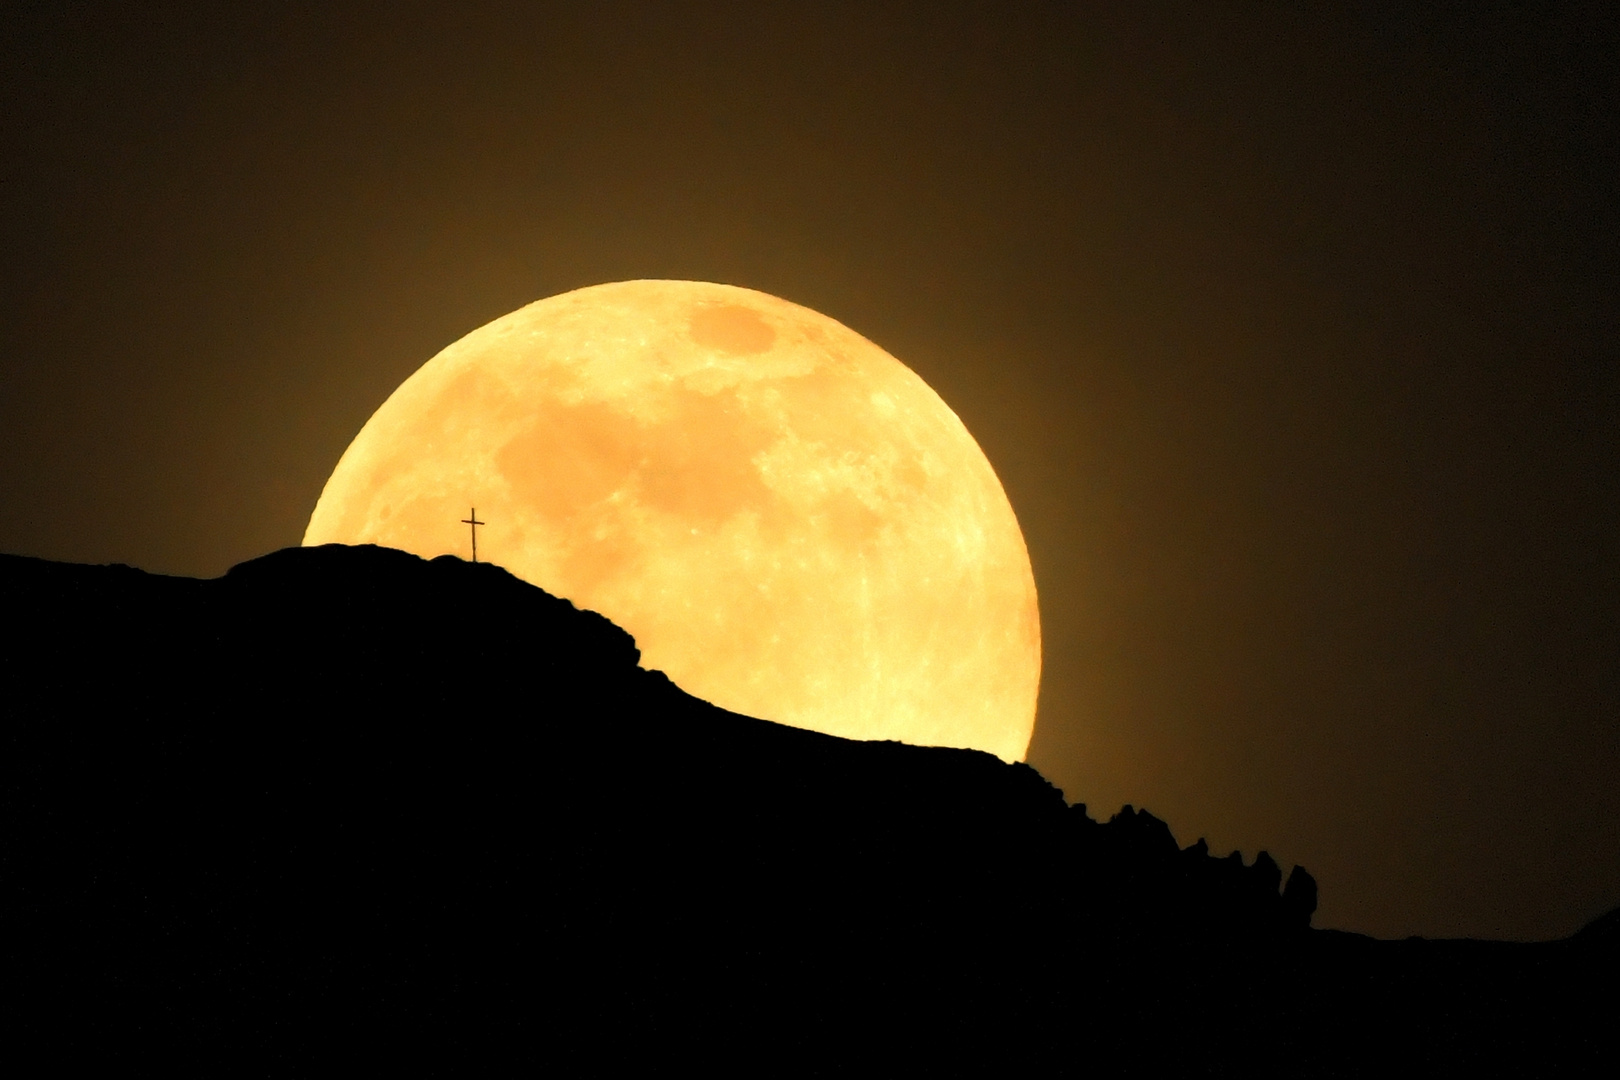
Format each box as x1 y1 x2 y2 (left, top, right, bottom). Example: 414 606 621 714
461 508 486 563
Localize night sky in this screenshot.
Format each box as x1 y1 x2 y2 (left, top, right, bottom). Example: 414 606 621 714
3 2 1615 941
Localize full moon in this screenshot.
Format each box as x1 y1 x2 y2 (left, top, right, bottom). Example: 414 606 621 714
305 281 1040 760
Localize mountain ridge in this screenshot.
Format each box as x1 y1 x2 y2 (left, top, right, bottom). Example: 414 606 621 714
2 544 1611 1074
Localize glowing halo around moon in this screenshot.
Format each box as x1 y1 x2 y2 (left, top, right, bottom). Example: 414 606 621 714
305 281 1040 760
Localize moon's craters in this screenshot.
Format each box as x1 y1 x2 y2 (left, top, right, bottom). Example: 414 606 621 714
494 387 772 527
688 303 777 355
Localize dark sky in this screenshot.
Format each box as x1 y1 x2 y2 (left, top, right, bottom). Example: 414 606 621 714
3 2 1615 941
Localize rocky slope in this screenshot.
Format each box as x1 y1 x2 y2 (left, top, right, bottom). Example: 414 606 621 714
1 545 1610 1074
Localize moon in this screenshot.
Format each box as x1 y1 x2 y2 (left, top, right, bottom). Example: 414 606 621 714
305 281 1040 760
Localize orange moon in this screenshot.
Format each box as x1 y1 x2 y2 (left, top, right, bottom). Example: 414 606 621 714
305 281 1040 760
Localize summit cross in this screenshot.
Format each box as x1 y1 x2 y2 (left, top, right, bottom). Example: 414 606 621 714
461 508 486 564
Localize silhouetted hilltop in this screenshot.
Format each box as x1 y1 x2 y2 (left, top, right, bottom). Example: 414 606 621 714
2 546 1613 1075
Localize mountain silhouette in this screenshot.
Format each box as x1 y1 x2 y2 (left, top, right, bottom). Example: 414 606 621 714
2 545 1613 1075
